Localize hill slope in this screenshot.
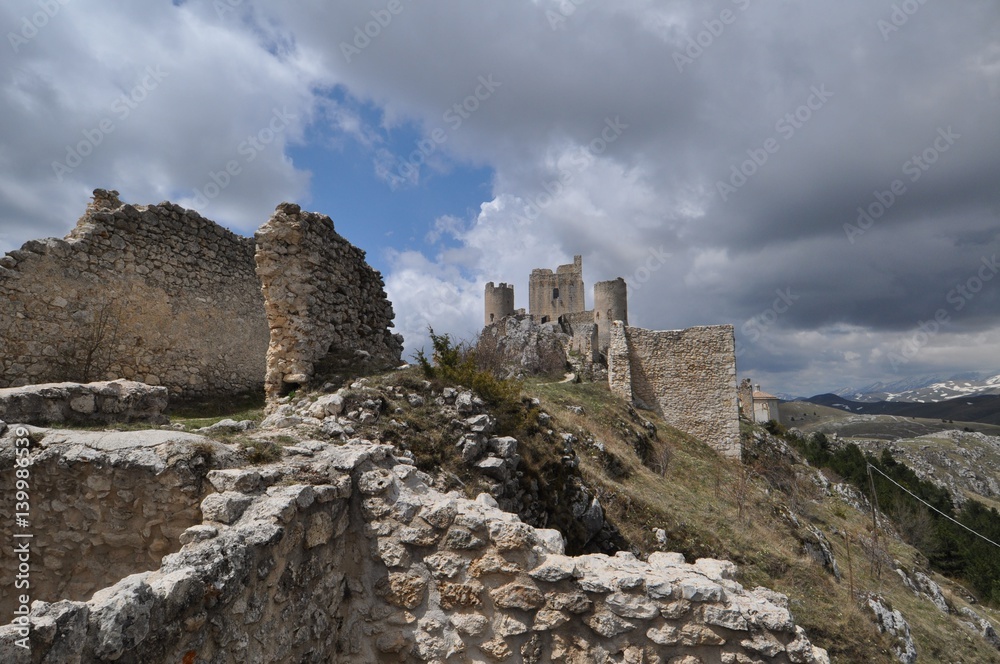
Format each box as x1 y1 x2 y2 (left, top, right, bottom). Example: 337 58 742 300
215 367 1000 664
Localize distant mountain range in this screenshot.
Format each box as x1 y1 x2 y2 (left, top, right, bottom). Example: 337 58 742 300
802 393 1000 426
772 371 1000 425
831 371 1000 403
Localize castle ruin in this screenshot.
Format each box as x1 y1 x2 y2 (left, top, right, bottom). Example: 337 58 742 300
484 255 628 360
486 257 740 458
0 191 402 405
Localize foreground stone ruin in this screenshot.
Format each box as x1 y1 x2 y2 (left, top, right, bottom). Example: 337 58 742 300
0 380 169 427
0 429 828 663
255 203 403 404
0 424 238 622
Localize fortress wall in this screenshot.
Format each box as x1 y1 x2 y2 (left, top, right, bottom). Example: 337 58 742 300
0 190 269 398
609 323 741 458
255 203 403 403
0 427 234 620
0 438 826 663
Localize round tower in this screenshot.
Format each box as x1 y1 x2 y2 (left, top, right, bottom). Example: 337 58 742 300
484 282 515 326
593 278 628 352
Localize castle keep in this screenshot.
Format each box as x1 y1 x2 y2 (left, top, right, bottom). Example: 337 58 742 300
486 257 740 458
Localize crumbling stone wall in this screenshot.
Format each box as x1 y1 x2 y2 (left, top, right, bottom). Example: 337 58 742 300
1 192 402 403
1 438 827 663
738 378 754 420
0 425 236 620
255 203 403 403
0 190 269 398
609 323 741 458
0 380 168 426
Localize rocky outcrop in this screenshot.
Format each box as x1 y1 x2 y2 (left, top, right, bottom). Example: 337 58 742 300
257 380 625 554
0 380 168 426
896 567 949 614
479 315 569 379
849 431 1000 508
867 594 917 664
0 432 828 663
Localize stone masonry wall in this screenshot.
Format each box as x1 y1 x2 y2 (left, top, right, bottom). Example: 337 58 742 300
255 203 403 403
0 381 168 427
0 190 269 398
738 378 754 421
485 282 515 326
0 424 237 621
1 438 827 663
609 323 741 458
528 256 585 322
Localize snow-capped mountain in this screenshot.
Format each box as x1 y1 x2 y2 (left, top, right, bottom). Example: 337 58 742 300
833 371 1000 403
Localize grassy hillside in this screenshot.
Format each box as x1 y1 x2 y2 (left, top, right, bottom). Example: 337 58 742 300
525 379 1000 663
173 366 1000 663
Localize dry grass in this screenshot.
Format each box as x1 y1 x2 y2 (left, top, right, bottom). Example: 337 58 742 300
525 378 1000 663
192 366 1000 663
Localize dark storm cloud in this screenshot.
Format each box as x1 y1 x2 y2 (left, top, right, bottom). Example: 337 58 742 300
1 0 997 394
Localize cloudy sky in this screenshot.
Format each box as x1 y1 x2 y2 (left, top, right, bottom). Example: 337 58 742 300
1 0 998 396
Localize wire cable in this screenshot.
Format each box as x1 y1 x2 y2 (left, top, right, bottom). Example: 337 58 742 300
867 462 1000 550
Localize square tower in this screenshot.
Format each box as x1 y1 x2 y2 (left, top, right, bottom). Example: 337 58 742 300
528 255 585 323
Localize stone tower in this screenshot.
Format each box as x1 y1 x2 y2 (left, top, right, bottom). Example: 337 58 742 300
484 282 515 326
528 255 585 323
593 277 628 352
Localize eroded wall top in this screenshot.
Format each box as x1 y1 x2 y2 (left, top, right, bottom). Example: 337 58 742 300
255 203 403 402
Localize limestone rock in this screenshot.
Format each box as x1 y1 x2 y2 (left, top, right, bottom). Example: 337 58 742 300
0 380 168 426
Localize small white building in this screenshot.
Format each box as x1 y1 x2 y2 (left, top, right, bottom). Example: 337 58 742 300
752 385 781 423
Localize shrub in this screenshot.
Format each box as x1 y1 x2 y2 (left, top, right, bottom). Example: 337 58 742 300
415 328 528 435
